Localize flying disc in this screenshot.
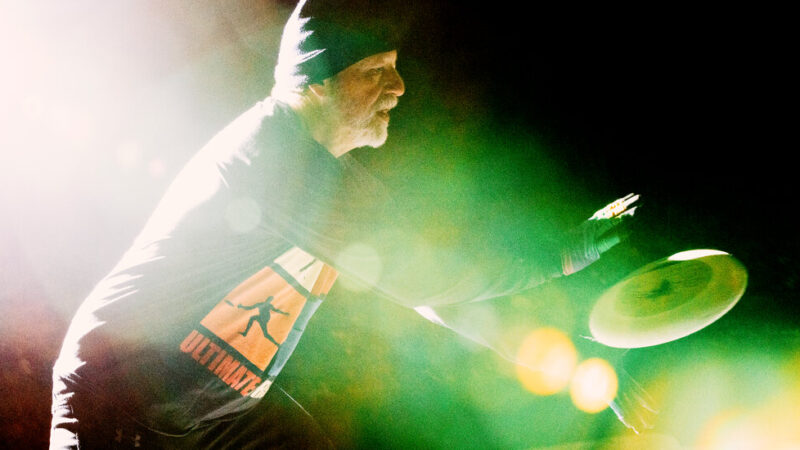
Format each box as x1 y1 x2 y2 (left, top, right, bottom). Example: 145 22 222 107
589 249 748 348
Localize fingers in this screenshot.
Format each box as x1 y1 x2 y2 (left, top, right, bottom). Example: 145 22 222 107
590 193 641 221
621 193 640 209
620 206 638 218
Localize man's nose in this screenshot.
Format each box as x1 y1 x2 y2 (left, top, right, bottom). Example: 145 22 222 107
384 68 405 96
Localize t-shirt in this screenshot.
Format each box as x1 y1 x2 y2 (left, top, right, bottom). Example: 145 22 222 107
54 98 563 434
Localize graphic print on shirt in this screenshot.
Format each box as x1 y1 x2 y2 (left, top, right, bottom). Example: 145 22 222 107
224 297 289 346
199 246 326 371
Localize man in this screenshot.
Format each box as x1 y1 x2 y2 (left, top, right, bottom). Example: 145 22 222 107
50 1 643 448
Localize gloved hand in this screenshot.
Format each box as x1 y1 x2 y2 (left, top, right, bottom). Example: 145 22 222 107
561 193 640 275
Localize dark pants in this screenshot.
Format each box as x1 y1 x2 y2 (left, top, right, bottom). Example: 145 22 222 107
50 378 334 449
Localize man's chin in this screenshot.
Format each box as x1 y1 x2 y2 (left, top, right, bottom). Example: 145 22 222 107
371 132 390 148
361 123 389 149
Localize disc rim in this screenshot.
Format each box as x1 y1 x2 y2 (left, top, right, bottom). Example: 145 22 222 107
589 249 748 348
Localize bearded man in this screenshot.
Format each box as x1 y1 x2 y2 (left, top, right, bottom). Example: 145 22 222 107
50 1 646 448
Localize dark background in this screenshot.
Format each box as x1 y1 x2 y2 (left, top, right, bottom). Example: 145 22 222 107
1 1 795 448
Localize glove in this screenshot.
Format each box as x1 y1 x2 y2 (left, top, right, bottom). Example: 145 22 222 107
561 193 640 275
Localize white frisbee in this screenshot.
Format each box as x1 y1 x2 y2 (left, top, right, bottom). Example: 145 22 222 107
589 249 748 348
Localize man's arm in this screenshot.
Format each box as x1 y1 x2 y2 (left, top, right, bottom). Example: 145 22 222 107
257 127 637 309
222 103 635 309
244 121 564 307
411 195 656 433
405 193 639 360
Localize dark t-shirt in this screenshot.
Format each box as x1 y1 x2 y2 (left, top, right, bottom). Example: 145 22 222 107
54 99 563 434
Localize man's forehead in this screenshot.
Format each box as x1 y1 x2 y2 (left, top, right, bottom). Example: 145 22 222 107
353 50 398 67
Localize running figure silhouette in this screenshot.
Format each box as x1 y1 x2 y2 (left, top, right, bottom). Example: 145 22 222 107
225 297 290 347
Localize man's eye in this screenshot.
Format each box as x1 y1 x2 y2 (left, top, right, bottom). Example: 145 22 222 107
367 68 384 76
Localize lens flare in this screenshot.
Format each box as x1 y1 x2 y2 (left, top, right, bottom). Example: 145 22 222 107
515 327 577 395
696 409 769 450
696 389 800 449
569 357 618 413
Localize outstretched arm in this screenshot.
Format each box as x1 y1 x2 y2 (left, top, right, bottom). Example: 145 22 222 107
413 193 640 355
413 194 656 433
225 300 258 311
269 306 291 316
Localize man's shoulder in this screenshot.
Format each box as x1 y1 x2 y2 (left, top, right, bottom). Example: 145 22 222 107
189 98 305 165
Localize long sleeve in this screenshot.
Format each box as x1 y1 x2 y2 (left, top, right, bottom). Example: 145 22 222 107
219 100 565 308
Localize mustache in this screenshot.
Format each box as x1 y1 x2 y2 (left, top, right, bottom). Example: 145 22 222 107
375 95 398 111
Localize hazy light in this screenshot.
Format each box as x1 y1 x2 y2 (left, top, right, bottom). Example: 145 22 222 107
225 196 262 234
696 409 771 450
515 327 577 396
668 249 729 261
335 243 383 292
148 158 167 178
21 94 46 120
554 433 685 449
569 358 618 413
116 141 143 170
696 379 800 449
48 104 96 145
414 306 447 327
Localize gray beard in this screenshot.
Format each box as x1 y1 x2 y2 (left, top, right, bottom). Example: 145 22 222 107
328 93 393 149
339 110 388 149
